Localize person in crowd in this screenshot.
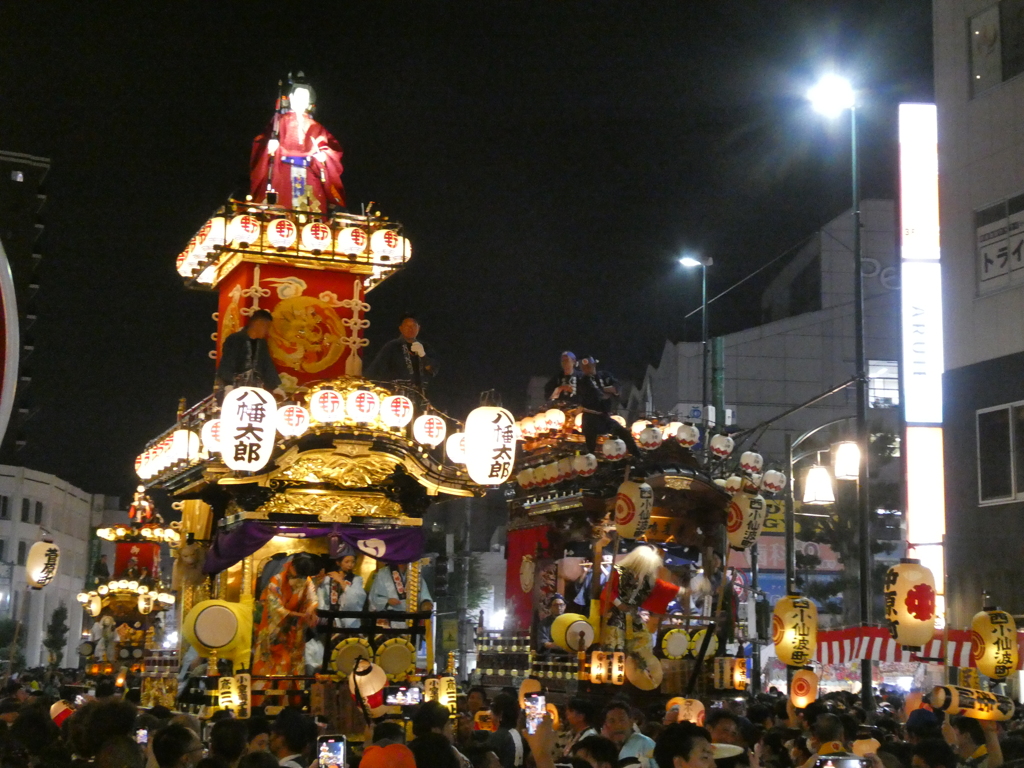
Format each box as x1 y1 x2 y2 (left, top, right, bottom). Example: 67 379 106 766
489 692 529 768
466 687 489 718
577 356 637 454
319 547 366 629
563 698 600 756
707 711 744 748
371 720 407 746
572 735 620 768
789 736 812 767
246 716 271 753
216 309 284 396
238 754 279 768
153 723 206 768
408 700 465 768
807 714 849 762
253 554 319 678
367 560 432 628
463 744 504 768
366 313 438 392
907 710 944 744
545 352 580 407
210 719 249 767
96 735 144 768
759 728 794 768
602 702 655 765
537 594 567 652
653 722 717 768
912 738 959 768
944 715 1002 768
269 709 314 768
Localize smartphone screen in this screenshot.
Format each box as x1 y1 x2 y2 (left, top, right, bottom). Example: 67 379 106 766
135 728 148 745
317 735 347 768
525 694 546 735
384 686 422 705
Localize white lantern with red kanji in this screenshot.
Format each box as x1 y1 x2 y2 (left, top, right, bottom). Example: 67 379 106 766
276 405 311 438
221 387 276 472
370 229 403 259
573 453 598 477
380 395 414 428
464 407 517 485
761 470 787 494
201 216 227 252
446 433 467 464
310 389 345 423
615 480 654 539
26 539 60 589
883 559 937 649
676 424 700 448
726 490 767 550
639 427 663 450
229 213 261 246
346 390 381 423
413 414 446 447
267 218 297 249
709 434 735 458
301 221 333 253
201 418 223 454
336 226 368 255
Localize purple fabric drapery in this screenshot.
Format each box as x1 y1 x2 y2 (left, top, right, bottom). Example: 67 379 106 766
203 520 426 573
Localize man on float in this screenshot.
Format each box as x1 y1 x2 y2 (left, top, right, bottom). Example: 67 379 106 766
216 309 285 398
537 594 567 653
366 313 437 394
578 356 637 455
545 351 580 407
367 561 432 629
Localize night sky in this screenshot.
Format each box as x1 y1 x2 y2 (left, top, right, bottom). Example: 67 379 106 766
0 1 932 496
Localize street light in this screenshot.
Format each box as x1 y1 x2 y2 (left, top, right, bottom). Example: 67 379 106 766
803 465 836 505
808 72 872 710
833 441 861 481
679 254 713 444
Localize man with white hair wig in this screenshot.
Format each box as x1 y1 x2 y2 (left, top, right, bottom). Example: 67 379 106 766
600 544 686 648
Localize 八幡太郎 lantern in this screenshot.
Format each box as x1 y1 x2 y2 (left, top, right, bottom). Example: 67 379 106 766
221 386 276 471
882 559 937 649
773 594 818 667
790 669 819 708
726 489 767 550
972 605 1019 680
464 407 516 485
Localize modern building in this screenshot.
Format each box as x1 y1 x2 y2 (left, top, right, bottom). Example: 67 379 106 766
0 152 49 459
933 0 1024 626
0 465 99 667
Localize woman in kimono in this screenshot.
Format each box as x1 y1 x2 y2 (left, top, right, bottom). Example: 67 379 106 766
319 546 366 629
253 554 319 677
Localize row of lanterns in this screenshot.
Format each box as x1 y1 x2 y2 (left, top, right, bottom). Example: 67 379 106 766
516 454 598 489
136 429 203 479
77 587 175 618
96 526 180 544
176 214 411 280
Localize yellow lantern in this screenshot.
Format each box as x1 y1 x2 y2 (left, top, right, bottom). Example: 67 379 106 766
138 594 154 615
931 685 1015 721
182 598 253 673
971 605 1019 680
589 651 608 684
26 539 60 589
713 658 748 691
614 480 654 539
551 613 595 653
608 651 626 685
790 669 819 708
666 697 705 725
520 417 537 439
725 490 767 550
773 593 818 667
464 407 516 485
883 559 937 648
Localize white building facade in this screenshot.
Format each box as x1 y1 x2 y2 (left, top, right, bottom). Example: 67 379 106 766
0 465 100 666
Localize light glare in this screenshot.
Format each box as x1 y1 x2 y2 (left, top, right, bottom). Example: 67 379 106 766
679 256 702 267
808 74 855 118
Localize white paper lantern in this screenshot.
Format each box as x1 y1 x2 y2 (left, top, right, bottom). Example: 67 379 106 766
725 475 743 493
87 594 102 617
26 539 60 589
336 226 368 255
301 220 333 253
762 469 787 493
573 453 598 477
413 414 446 447
709 434 735 458
534 412 550 434
662 421 683 439
446 433 467 464
630 420 650 439
545 408 566 433
310 389 345 423
611 415 627 428
520 417 537 439
221 387 276 472
380 395 414 428
740 451 764 473
517 468 535 489
229 213 261 246
370 229 403 259
557 457 575 482
276 404 311 437
639 427 663 450
615 481 654 539
171 429 200 463
465 407 517 485
201 418 223 454
602 438 627 460
200 216 227 251
676 424 700 448
267 217 297 249
345 390 381 422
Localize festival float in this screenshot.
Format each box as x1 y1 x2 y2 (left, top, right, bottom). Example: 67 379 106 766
77 487 179 704
131 75 513 727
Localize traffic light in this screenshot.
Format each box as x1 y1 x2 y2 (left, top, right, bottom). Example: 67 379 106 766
434 555 450 597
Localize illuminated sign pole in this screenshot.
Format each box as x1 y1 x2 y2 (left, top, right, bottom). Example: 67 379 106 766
898 103 946 626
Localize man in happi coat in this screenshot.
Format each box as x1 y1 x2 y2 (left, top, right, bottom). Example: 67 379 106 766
367 561 432 629
366 313 438 392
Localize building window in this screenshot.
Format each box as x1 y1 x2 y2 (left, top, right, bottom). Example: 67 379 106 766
975 403 1024 503
20 499 29 523
33 501 42 525
969 1 1024 97
16 541 26 566
0 496 8 520
868 360 900 408
0 540 6 562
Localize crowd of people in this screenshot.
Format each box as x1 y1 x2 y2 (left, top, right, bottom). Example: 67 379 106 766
0 672 1020 768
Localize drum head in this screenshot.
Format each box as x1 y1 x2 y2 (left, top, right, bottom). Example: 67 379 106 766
661 629 690 659
688 628 718 658
376 638 415 680
194 604 239 649
333 638 373 677
77 641 94 657
625 654 663 691
551 613 594 652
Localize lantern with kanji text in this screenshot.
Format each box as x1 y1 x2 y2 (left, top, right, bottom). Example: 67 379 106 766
464 407 517 485
336 226 368 255
709 434 735 458
301 221 333 253
413 414 446 448
201 418 223 454
229 214 260 246
267 218 297 250
573 453 597 477
740 451 764 473
931 685 1015 721
446 433 467 464
676 424 700 448
370 229 403 259
310 389 345 423
726 489 767 550
602 438 627 460
972 604 1019 680
380 395 414 428
345 389 380 423
276 404 311 438
638 427 663 450
773 593 817 667
221 387 276 472
26 538 60 589
614 480 654 539
761 469 787 494
883 559 936 649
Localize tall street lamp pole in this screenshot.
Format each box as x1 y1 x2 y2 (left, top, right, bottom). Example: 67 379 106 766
680 255 713 446
808 73 873 711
